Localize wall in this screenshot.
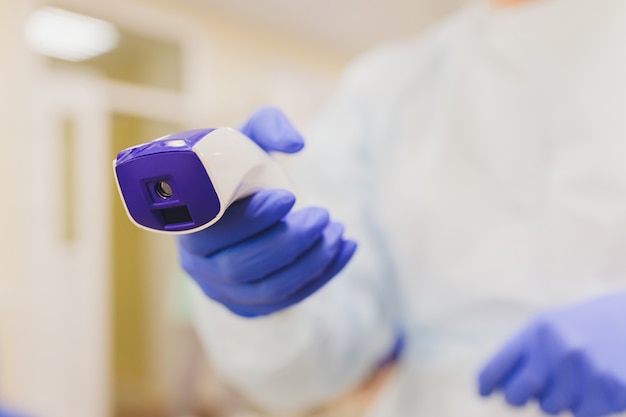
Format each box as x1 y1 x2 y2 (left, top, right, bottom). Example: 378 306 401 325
1 0 25 408
0 0 353 415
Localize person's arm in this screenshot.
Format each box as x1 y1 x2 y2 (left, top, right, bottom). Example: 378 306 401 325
181 105 403 414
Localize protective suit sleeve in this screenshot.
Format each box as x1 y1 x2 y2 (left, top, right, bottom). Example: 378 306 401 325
188 67 406 413
479 291 626 417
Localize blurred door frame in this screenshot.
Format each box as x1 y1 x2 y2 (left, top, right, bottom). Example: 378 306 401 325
7 0 215 416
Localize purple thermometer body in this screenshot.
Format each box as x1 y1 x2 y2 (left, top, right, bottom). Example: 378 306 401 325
114 127 290 234
115 129 220 233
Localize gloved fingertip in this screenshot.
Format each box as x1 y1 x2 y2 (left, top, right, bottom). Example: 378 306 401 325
291 206 331 231
240 106 304 154
277 129 305 154
477 334 526 398
253 105 283 118
503 369 545 407
324 221 346 239
539 397 567 416
329 239 357 273
268 113 303 152
343 239 358 259
227 306 260 318
478 371 496 397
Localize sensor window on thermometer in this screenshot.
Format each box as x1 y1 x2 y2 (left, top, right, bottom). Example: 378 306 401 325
114 128 291 234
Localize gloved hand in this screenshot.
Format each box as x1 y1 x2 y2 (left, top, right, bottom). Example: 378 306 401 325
478 292 626 417
178 107 357 317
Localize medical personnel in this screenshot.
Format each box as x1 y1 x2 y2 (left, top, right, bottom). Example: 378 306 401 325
178 0 626 416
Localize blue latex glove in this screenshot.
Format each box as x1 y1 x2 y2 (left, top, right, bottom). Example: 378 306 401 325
479 292 626 417
178 107 357 317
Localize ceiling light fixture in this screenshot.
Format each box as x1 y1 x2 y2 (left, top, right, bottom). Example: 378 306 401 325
24 7 119 62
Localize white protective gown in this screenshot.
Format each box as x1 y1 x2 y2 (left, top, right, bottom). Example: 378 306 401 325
190 0 626 415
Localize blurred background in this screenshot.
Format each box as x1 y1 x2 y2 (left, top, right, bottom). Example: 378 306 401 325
0 0 463 416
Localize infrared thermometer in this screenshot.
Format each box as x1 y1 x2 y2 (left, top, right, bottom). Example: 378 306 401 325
114 128 292 234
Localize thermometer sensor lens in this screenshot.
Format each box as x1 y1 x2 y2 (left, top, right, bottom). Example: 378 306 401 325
155 181 173 199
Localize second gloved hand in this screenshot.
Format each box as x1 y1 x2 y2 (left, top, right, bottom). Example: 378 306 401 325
478 291 626 417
